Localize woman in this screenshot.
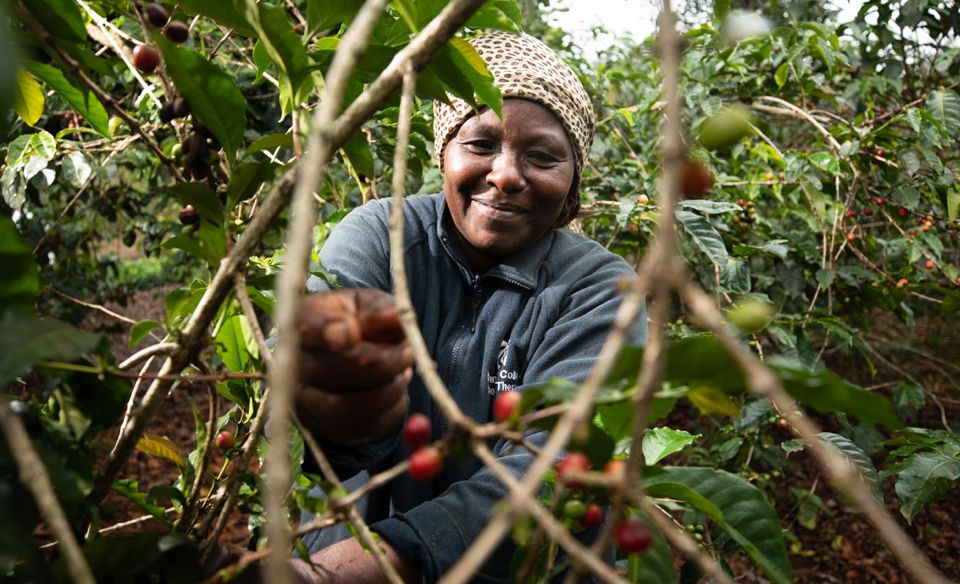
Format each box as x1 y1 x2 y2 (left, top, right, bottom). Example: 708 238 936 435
293 30 647 582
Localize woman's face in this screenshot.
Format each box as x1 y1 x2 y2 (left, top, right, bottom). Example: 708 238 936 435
443 98 576 273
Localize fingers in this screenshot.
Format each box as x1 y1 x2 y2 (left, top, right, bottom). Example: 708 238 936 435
299 343 413 391
297 372 411 444
299 293 362 351
299 290 405 349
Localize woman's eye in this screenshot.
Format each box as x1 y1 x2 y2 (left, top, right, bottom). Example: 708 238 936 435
463 140 495 152
528 151 558 165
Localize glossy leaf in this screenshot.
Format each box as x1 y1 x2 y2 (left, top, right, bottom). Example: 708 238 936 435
13 70 43 126
215 314 258 372
180 0 256 36
894 450 960 522
239 1 307 106
24 61 110 136
129 319 163 349
642 427 700 464
677 210 729 266
158 39 246 166
306 0 363 37
32 0 86 43
926 88 960 135
168 182 225 227
0 311 101 387
644 467 792 584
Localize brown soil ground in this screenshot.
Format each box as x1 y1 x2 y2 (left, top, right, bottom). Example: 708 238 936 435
76 289 960 582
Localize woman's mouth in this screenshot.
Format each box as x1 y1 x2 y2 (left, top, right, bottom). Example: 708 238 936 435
472 199 528 219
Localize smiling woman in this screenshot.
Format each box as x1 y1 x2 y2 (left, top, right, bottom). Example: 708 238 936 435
291 30 647 583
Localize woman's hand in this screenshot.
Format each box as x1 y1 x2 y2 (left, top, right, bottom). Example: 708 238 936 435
295 289 413 445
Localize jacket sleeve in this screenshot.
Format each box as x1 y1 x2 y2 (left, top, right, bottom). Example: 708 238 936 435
370 251 648 582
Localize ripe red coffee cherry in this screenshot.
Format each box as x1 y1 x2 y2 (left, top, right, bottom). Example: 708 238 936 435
144 3 169 27
164 20 190 44
615 519 652 553
556 452 590 481
133 44 161 73
925 259 935 270
402 413 432 449
896 278 909 288
581 503 604 529
215 430 235 451
409 446 443 481
898 207 909 217
846 231 857 242
874 196 885 206
493 390 521 422
864 208 873 216
845 209 855 219
875 148 885 157
679 160 713 199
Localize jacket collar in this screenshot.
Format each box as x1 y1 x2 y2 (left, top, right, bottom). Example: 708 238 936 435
435 194 554 291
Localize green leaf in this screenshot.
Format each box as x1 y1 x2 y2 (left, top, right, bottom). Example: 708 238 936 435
61 151 91 187
659 336 903 429
774 61 789 88
678 200 740 214
24 61 110 136
244 133 293 157
0 215 39 313
13 70 43 126
644 467 792 584
306 0 363 37
946 188 960 222
808 151 840 174
894 451 960 522
447 37 502 118
0 311 101 387
177 0 256 36
642 427 700 464
129 319 163 349
238 1 307 106
789 432 883 502
677 211 729 266
341 132 374 178
158 39 246 166
32 0 86 43
925 88 960 136
111 479 173 527
226 161 277 211
215 315 258 372
465 1 521 33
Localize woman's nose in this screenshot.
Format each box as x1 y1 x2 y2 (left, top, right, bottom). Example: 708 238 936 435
486 150 526 193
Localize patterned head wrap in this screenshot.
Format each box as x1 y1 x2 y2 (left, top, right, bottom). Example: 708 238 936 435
433 30 596 225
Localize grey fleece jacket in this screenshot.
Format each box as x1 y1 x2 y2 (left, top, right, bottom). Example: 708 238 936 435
300 193 647 582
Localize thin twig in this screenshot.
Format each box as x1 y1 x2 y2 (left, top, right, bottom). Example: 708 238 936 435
265 0 393 580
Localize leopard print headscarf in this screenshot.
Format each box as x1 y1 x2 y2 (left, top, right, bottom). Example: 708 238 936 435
433 30 595 224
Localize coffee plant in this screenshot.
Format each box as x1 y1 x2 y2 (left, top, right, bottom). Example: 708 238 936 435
1 0 958 582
